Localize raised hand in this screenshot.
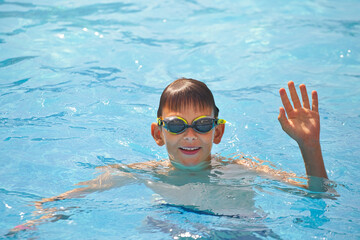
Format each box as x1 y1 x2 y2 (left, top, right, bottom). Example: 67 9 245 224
278 81 320 147
278 81 327 179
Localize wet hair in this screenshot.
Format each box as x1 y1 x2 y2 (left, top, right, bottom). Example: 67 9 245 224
157 78 219 118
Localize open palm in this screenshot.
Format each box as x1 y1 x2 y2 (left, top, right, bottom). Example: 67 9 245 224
278 81 320 147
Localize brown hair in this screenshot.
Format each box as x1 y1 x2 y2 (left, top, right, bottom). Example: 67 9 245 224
157 78 219 118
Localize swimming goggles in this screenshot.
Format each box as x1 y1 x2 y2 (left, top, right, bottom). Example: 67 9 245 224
157 116 226 134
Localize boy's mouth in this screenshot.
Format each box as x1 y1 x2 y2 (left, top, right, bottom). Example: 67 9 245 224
179 147 201 155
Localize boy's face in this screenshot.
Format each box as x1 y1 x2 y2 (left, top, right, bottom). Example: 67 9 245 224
151 105 225 168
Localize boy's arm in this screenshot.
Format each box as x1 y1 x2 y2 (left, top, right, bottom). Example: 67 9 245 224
7 167 137 235
35 166 137 205
278 81 328 179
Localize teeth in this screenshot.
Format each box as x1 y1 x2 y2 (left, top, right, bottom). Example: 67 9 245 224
181 147 200 151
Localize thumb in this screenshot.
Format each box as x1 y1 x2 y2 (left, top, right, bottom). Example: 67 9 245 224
278 107 289 131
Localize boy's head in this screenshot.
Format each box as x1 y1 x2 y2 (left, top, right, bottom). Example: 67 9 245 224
151 78 225 169
157 78 219 118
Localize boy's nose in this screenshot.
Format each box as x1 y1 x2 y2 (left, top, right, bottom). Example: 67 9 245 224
183 127 198 141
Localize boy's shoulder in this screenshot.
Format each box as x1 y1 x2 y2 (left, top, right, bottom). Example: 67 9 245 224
128 160 172 170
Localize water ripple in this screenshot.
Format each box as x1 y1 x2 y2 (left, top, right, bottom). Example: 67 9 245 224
1 112 68 127
118 31 210 48
31 137 78 142
0 188 42 200
0 78 30 88
0 2 141 20
24 80 73 93
216 84 280 100
73 66 122 80
4 136 28 141
0 56 37 68
0 1 36 8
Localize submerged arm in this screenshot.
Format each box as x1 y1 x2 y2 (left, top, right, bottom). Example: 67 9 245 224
8 166 137 235
231 154 308 188
32 165 137 208
38 166 136 204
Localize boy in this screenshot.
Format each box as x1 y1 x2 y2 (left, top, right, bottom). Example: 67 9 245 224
151 78 327 179
9 78 329 233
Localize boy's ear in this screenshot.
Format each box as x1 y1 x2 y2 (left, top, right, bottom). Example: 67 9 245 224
151 122 165 146
213 124 225 144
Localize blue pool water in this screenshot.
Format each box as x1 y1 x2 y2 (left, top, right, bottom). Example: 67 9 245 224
1 0 360 239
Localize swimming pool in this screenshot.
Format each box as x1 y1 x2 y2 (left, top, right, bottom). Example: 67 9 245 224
1 0 360 239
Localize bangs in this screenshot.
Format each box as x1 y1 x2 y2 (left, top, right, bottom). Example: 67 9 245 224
157 78 219 118
162 93 215 115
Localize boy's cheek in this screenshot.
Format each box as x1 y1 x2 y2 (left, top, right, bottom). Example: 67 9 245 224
163 132 181 143
162 134 177 149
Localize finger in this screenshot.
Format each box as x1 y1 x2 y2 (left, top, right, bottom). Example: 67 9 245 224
299 84 310 109
288 81 302 109
278 107 287 121
312 90 318 112
279 88 293 114
278 107 290 130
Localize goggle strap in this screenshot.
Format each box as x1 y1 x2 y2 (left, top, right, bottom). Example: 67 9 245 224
216 119 226 125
